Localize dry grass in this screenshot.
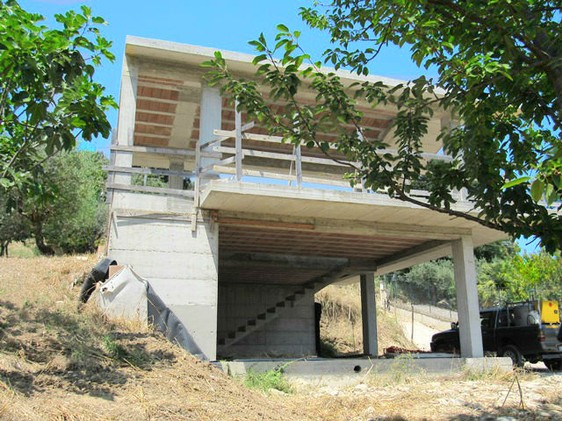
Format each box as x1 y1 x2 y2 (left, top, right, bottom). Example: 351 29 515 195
316 284 415 355
1 253 561 421
0 254 309 421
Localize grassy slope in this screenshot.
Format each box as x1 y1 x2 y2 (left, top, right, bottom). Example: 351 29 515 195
0 254 306 421
1 252 561 421
316 284 415 355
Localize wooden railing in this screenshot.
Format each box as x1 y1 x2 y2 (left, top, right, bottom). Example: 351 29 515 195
196 108 463 200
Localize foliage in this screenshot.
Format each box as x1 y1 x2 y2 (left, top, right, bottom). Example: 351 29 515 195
203 0 562 251
391 241 562 308
0 0 116 191
512 251 562 300
0 193 30 256
12 151 108 255
394 259 456 306
243 367 293 394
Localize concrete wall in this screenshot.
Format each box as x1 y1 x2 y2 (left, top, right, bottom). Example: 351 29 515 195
217 283 316 358
108 194 219 360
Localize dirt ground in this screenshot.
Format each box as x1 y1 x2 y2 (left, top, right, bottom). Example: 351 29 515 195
1 254 561 420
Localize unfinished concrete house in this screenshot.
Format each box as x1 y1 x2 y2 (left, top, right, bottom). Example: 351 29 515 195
106 36 506 362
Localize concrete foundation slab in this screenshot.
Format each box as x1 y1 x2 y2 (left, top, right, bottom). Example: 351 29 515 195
218 356 513 386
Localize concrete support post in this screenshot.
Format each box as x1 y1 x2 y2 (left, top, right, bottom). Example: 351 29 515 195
452 235 483 358
198 86 222 175
360 273 378 356
168 159 185 190
113 56 138 187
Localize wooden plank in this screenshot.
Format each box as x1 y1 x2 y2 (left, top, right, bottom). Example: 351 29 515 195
111 144 219 159
216 146 349 167
104 166 194 178
107 183 195 198
210 165 293 181
211 165 352 187
295 144 303 187
235 104 243 181
111 144 195 156
241 121 255 132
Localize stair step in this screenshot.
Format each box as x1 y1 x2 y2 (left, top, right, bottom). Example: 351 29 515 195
219 265 348 349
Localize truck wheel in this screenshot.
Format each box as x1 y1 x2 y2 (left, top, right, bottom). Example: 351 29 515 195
500 345 524 368
544 360 562 371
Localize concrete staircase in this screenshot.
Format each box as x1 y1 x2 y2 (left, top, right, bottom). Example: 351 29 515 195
217 265 353 349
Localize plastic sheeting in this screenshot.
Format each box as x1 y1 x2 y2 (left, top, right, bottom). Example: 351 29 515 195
98 266 204 360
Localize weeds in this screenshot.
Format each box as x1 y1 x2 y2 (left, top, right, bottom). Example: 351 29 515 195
243 367 293 394
365 354 426 387
316 284 415 355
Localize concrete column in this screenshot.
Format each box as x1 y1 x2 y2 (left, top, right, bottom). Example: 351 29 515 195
452 235 483 358
198 86 222 175
113 55 138 186
168 158 185 190
360 273 378 356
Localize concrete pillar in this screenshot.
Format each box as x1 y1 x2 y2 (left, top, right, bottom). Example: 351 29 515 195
360 273 378 356
198 86 221 175
168 158 185 190
113 55 138 187
452 235 483 358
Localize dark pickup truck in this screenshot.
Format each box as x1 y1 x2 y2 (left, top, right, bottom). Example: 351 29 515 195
430 300 562 369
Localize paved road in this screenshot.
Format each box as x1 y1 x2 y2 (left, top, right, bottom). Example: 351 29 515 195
392 307 440 351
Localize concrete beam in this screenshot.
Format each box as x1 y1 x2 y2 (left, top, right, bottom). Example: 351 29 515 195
112 55 138 188
220 253 349 270
220 253 378 272
360 273 378 357
217 211 473 241
453 235 483 358
375 240 452 276
199 86 221 171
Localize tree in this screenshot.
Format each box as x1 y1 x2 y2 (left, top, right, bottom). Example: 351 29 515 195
0 192 30 256
204 0 562 251
14 151 108 255
0 0 116 191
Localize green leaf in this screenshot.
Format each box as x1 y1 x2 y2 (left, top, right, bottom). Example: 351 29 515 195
502 176 531 189
530 179 544 202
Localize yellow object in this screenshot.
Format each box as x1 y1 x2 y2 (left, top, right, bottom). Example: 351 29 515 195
539 300 561 325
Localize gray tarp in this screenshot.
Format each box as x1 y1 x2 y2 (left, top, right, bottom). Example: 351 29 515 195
98 266 204 359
